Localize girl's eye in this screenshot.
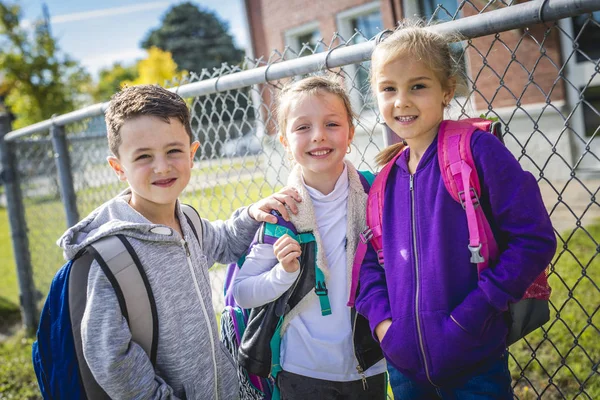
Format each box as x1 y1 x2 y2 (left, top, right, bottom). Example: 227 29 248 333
326 122 340 128
295 125 309 131
412 84 426 90
381 86 395 92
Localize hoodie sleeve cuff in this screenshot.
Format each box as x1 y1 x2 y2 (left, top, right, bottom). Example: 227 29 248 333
240 205 261 228
451 287 499 337
272 262 301 284
356 289 392 339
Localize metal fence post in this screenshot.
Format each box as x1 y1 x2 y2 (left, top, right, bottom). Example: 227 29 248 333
51 123 79 227
0 112 38 334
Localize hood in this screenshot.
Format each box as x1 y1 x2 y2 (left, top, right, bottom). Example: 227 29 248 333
58 189 183 261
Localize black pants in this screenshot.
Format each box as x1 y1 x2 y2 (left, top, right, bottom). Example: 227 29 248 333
278 370 387 400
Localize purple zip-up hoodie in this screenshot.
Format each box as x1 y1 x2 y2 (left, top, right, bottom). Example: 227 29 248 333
355 129 556 386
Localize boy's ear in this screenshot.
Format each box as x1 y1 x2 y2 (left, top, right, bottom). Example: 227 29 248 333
189 141 200 167
107 156 128 182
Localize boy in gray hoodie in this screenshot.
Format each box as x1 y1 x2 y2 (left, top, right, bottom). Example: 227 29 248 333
58 85 299 399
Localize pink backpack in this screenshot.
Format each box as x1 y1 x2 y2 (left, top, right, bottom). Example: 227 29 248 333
349 118 552 345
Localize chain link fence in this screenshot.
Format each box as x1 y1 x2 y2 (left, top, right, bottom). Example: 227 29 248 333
1 1 599 398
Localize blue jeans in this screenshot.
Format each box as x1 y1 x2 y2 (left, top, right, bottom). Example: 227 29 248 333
388 352 513 399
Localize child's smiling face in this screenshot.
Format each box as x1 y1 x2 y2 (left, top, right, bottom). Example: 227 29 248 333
375 57 454 150
280 90 354 190
108 115 199 215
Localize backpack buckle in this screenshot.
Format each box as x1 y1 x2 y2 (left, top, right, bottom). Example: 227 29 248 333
377 249 385 266
459 188 480 210
360 228 373 244
468 244 485 263
315 281 328 296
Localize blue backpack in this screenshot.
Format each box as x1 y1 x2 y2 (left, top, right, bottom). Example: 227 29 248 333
219 171 375 400
32 204 203 399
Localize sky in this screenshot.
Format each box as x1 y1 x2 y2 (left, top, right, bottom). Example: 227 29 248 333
18 0 250 79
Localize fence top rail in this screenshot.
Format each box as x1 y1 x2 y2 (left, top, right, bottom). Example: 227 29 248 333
4 0 599 142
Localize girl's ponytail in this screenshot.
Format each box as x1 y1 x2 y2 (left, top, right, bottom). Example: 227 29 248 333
375 142 406 167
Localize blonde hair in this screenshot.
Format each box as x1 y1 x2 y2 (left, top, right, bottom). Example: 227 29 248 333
276 74 356 140
371 20 465 166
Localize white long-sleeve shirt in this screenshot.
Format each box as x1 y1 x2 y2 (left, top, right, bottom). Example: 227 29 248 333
233 166 386 381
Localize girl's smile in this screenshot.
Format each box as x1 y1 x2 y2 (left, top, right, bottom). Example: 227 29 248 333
375 58 454 157
307 147 334 158
281 90 354 194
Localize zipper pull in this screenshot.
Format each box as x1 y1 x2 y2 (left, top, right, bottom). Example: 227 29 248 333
183 240 190 257
410 174 414 191
356 365 368 390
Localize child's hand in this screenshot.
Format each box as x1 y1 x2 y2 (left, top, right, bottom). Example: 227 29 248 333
375 319 392 342
273 234 301 273
249 187 302 223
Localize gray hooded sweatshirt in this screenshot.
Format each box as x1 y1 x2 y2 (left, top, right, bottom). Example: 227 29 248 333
58 189 259 399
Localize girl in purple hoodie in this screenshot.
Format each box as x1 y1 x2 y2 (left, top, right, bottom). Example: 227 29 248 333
355 21 557 399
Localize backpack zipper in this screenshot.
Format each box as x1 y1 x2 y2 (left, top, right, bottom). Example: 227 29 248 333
182 239 220 400
410 174 435 386
351 312 368 390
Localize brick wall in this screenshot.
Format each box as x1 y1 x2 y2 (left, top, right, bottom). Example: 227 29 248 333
462 3 566 111
244 0 567 129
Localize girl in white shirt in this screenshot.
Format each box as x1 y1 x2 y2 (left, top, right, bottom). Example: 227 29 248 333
233 75 387 400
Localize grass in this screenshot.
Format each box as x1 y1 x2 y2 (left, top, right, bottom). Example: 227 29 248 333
0 331 41 399
0 208 18 306
509 223 600 399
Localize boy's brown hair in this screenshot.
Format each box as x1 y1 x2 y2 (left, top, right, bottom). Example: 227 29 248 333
105 85 194 157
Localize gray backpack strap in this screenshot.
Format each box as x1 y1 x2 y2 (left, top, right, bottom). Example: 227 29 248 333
181 203 203 250
87 235 158 363
69 235 157 399
69 250 111 399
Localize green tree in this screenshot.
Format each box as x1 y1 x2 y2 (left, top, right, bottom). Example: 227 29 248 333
141 2 254 160
141 2 245 74
92 48 186 103
0 3 91 128
92 62 138 103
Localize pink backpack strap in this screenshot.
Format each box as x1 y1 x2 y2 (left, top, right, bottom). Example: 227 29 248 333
438 118 499 274
348 152 402 306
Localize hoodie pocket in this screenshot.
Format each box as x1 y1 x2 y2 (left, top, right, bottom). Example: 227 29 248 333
425 311 506 383
379 316 422 377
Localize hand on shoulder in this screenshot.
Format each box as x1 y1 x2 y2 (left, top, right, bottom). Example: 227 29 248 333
248 186 302 223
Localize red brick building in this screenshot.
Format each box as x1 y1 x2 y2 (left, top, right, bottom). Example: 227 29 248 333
243 0 600 176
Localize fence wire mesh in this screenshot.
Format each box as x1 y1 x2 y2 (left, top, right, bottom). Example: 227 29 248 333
3 1 599 398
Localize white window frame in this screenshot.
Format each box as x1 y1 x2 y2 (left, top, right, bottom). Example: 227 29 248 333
336 2 381 42
336 1 382 120
284 21 321 55
402 0 421 19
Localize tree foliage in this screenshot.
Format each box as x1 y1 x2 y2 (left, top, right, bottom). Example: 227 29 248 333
141 2 245 74
0 3 91 129
92 47 186 102
125 47 186 87
91 62 138 103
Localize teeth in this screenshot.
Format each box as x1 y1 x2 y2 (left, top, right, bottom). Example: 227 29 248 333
310 150 331 156
396 116 416 122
